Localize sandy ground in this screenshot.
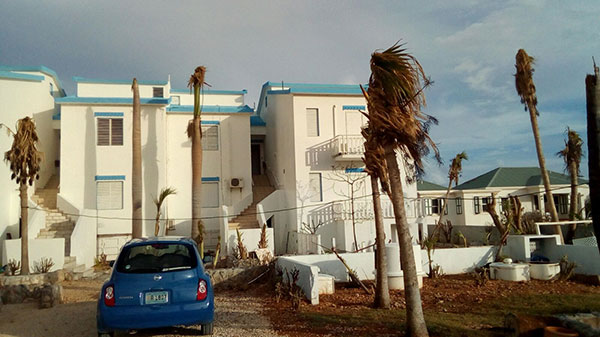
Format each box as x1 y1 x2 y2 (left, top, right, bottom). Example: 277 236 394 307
0 278 283 337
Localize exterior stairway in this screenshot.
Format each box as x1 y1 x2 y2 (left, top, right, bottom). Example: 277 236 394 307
229 175 275 230
32 175 91 277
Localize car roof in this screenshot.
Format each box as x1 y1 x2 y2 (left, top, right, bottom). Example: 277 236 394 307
122 236 196 248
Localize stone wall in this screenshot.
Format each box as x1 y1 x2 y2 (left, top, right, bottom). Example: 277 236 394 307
0 270 64 307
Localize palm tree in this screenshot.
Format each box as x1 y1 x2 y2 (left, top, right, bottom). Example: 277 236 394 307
132 78 143 238
2 117 43 275
362 42 438 337
435 151 467 235
515 49 562 241
187 66 208 244
153 187 177 236
557 128 583 243
586 62 600 255
362 124 390 309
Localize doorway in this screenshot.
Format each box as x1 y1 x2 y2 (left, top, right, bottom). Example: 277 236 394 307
251 144 261 175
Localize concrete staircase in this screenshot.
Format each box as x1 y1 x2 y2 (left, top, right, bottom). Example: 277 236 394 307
229 175 275 230
32 175 91 278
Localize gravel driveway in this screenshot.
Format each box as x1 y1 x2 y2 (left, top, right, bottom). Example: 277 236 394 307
0 280 284 337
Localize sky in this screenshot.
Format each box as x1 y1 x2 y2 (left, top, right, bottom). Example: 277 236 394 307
1 1 598 185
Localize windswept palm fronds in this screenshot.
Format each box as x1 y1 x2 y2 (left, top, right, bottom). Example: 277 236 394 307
4 117 43 186
153 187 177 236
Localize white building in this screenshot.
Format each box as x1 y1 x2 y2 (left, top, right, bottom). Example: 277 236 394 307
255 81 419 254
417 167 590 229
55 77 255 261
0 66 65 255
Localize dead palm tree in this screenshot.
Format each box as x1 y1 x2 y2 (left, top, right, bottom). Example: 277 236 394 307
187 66 208 244
557 127 583 243
153 187 177 236
2 117 43 275
435 151 467 233
132 78 143 238
362 124 390 309
515 49 562 241
362 42 438 337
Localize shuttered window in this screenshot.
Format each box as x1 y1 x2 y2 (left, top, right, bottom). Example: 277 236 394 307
97 181 123 210
202 125 219 151
153 87 164 98
456 197 463 215
97 118 123 146
306 108 319 137
309 173 322 202
202 182 219 208
474 196 481 214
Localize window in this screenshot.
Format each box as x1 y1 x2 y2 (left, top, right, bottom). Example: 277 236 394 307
153 87 164 98
482 197 491 212
431 199 441 214
501 198 508 212
424 198 432 216
309 173 322 202
202 182 219 207
116 243 197 274
474 196 481 214
202 125 219 151
171 95 180 105
455 197 463 215
306 108 319 137
97 118 123 146
533 195 540 211
554 195 568 214
97 181 123 210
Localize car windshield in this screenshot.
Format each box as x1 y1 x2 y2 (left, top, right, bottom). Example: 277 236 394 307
116 243 197 273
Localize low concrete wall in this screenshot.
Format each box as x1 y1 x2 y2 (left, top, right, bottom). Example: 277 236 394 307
540 240 600 275
421 246 497 275
227 227 274 256
289 251 375 281
2 238 65 272
277 256 320 305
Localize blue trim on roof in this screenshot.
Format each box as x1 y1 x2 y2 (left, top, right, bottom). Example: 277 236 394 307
56 96 170 105
170 88 247 95
73 76 167 86
201 177 220 182
95 175 126 181
94 112 124 117
0 71 44 82
201 121 220 125
166 104 253 113
343 105 365 110
345 167 366 173
250 115 266 126
0 65 66 96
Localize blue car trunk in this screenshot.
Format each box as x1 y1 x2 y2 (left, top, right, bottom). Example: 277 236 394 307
112 268 199 307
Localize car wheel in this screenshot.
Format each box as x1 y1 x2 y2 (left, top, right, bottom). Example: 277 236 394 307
200 322 214 335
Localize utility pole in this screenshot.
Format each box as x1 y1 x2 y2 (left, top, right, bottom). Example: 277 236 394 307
586 59 600 254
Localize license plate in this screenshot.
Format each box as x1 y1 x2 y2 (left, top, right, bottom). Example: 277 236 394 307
145 291 168 304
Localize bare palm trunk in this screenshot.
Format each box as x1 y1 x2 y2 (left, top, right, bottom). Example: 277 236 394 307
191 84 203 243
565 160 579 243
20 183 29 275
351 187 358 252
132 79 143 238
586 64 600 254
384 145 428 337
371 176 390 309
154 210 161 237
527 104 562 239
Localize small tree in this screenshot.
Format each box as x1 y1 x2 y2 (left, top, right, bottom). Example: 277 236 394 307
2 117 43 275
557 128 584 243
153 187 176 236
434 151 467 237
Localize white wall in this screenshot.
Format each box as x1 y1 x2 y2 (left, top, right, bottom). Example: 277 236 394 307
70 209 98 268
77 81 170 98
0 72 62 260
172 91 245 106
2 238 65 272
421 246 497 275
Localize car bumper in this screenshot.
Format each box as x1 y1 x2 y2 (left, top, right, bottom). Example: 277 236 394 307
97 298 214 332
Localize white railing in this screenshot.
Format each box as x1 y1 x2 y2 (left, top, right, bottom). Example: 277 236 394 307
28 198 47 240
331 135 364 157
330 198 414 221
70 209 97 268
256 190 285 227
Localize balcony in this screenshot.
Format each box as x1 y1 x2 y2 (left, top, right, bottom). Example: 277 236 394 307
331 135 365 161
307 198 416 224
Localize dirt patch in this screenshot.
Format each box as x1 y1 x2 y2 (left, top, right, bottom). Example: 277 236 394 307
262 274 600 337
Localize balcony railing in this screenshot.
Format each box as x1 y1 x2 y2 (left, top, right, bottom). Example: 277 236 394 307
329 198 416 221
331 135 364 160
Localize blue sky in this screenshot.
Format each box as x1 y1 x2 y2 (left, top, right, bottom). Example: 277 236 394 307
1 1 598 184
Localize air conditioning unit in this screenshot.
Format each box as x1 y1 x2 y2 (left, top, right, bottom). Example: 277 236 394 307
230 178 244 188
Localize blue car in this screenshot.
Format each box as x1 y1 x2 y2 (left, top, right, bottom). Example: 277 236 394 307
97 237 214 336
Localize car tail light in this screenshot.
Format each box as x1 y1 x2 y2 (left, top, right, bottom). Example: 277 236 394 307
104 285 115 307
196 279 207 301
